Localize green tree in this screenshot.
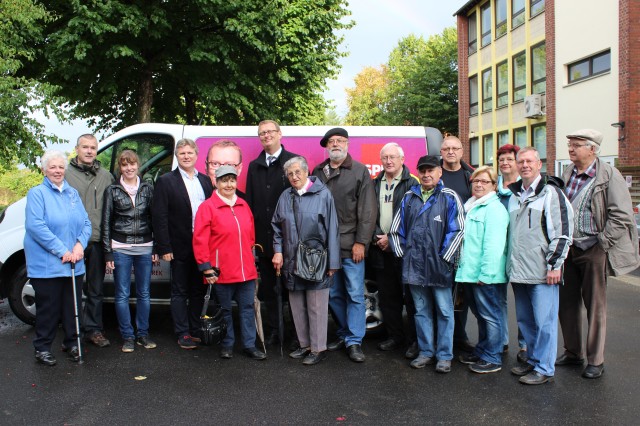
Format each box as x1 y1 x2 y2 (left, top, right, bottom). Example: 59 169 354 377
384 28 458 134
323 107 343 126
23 0 352 131
0 0 67 169
0 161 43 207
344 65 389 125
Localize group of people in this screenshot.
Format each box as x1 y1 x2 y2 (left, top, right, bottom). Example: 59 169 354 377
24 125 638 384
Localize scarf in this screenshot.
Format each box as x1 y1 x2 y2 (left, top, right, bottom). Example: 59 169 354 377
120 176 140 205
463 191 496 213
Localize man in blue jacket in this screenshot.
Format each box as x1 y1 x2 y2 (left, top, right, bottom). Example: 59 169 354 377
389 155 465 373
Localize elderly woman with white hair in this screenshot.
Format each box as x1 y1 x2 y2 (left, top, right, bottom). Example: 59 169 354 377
24 150 91 366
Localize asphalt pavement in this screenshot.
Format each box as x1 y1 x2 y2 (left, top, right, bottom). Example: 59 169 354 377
1 276 639 425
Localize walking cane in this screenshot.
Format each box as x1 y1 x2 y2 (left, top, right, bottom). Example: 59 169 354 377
70 262 84 364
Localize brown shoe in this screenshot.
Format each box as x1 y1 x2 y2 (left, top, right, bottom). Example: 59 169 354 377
85 332 110 348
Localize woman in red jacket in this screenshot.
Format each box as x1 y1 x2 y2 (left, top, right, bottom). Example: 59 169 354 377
193 165 265 360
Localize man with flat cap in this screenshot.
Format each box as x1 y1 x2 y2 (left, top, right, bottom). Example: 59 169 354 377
557 129 639 379
312 127 377 363
389 155 465 373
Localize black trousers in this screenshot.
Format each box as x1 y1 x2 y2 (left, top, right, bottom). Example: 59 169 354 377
257 256 297 340
376 252 416 344
170 257 206 337
32 275 83 352
82 242 106 334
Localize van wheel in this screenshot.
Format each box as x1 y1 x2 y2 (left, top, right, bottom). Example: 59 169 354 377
8 265 36 326
365 279 384 335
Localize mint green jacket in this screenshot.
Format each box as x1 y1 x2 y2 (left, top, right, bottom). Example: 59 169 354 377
455 193 509 284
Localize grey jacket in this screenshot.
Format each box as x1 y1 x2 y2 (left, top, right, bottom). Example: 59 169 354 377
312 154 377 258
65 158 115 243
272 177 341 291
562 158 640 276
506 176 574 284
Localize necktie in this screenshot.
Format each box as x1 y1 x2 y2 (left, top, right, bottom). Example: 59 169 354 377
267 155 275 166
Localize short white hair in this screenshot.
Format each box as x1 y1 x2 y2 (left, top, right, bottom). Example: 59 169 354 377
41 150 68 170
380 142 405 158
586 140 601 155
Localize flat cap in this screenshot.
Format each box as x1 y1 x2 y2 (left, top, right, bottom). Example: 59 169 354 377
566 129 603 146
416 155 440 170
215 165 238 179
320 127 349 147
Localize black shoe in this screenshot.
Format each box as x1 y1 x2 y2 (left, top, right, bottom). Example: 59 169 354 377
517 349 528 364
35 351 57 366
458 353 480 365
288 339 300 352
61 345 81 362
220 347 233 359
519 371 553 385
136 336 157 349
469 360 502 374
177 335 198 350
302 351 327 365
555 353 585 366
289 347 311 359
377 338 400 351
405 341 419 359
511 363 535 376
347 344 365 363
454 340 475 353
327 338 345 351
582 364 604 379
244 347 267 360
266 333 279 346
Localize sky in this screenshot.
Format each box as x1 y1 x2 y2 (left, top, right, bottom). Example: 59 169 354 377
41 0 467 152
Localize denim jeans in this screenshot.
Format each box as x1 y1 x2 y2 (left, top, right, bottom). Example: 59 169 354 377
467 284 504 365
512 282 559 376
497 283 509 346
329 258 366 347
215 280 256 349
410 285 454 361
113 251 152 339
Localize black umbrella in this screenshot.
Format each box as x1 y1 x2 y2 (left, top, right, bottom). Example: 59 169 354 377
275 270 284 357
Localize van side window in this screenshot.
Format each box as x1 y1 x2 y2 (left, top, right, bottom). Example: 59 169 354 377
97 133 174 184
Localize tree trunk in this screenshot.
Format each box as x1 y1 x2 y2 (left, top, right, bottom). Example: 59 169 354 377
137 68 153 123
184 92 197 125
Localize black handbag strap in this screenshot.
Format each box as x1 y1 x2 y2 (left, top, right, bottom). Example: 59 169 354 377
201 284 212 317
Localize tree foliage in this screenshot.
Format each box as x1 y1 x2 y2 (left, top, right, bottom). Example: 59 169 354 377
344 65 389 125
344 28 458 134
0 160 43 207
23 0 352 131
0 0 67 169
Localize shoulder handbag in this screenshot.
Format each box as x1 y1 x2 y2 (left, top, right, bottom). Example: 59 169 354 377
291 192 328 282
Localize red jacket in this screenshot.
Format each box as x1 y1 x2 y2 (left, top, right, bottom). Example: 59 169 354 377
193 192 258 284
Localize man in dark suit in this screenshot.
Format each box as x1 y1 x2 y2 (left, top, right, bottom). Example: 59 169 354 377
245 120 299 346
153 138 214 349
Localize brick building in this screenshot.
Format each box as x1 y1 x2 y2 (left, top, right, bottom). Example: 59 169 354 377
454 0 640 196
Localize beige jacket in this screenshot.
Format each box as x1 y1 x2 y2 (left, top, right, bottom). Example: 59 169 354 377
563 158 640 276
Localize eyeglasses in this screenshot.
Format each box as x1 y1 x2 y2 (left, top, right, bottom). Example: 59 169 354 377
258 129 279 138
471 179 493 185
381 155 401 162
206 161 240 169
327 138 348 145
441 147 462 152
567 142 588 149
286 170 305 178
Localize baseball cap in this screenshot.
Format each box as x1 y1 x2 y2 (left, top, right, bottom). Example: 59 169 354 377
416 155 440 170
215 165 238 179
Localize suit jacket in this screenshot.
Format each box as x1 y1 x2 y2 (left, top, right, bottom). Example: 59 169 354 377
152 168 214 261
245 146 299 257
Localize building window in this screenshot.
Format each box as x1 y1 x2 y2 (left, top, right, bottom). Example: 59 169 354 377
512 51 526 102
514 127 527 148
482 68 493 112
568 50 611 84
497 131 509 148
468 12 478 55
470 138 479 167
496 61 508 108
470 75 479 116
481 2 492 47
483 134 494 166
531 0 545 18
512 0 525 28
495 0 507 38
532 124 547 172
531 42 546 94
